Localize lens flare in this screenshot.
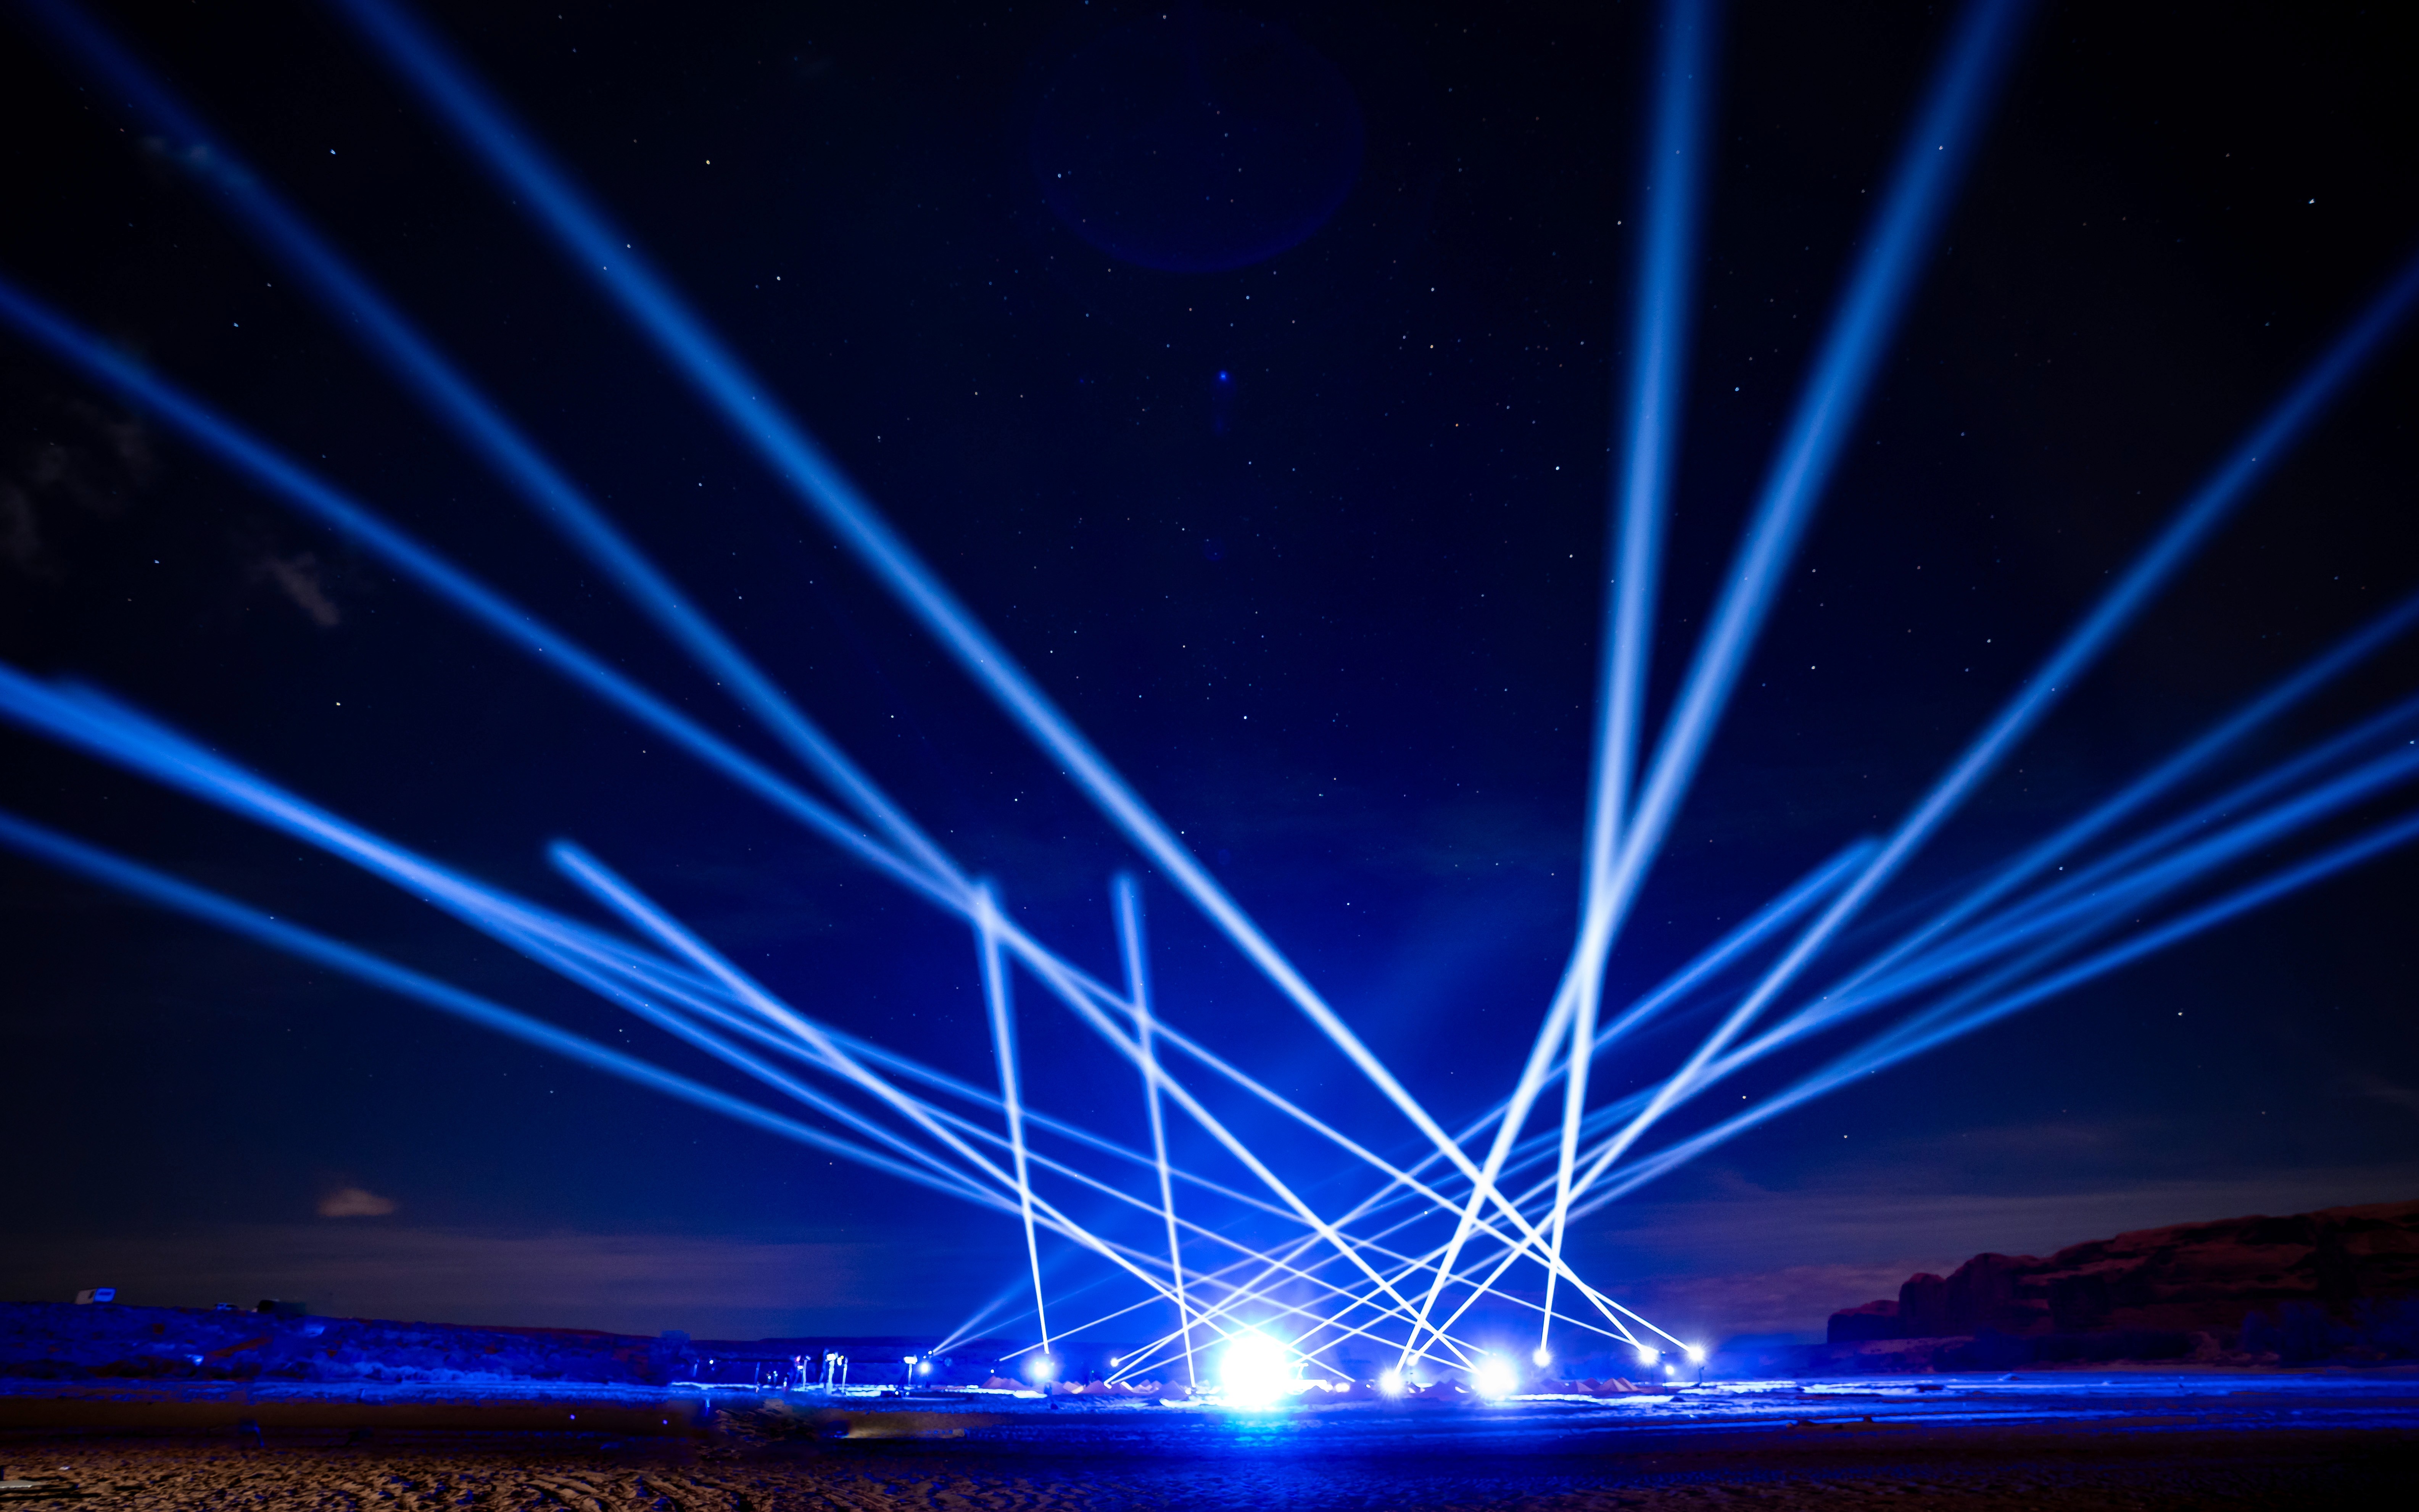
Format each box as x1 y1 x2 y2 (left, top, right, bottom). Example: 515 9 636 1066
1218 1330 1292 1408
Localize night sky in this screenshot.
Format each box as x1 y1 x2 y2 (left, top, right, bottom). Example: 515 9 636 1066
3 0 2416 1349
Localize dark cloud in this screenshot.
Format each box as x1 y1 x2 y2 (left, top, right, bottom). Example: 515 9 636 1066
250 549 342 627
0 373 157 578
316 1186 398 1218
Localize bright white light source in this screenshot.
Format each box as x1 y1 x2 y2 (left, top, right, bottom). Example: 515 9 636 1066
1684 1343 1705 1363
1377 1367 1406 1398
1472 1355 1518 1399
1025 1353 1056 1385
1532 1345 1553 1368
1636 1346 1658 1368
1218 1330 1292 1408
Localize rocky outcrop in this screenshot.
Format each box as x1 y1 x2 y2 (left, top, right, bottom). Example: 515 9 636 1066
0 1301 689 1385
1826 1198 2419 1351
1825 1299 1901 1342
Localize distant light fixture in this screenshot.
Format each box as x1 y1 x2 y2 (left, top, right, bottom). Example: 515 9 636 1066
1377 1367 1406 1398
1219 1330 1292 1408
1636 1346 1659 1368
1472 1355 1518 1399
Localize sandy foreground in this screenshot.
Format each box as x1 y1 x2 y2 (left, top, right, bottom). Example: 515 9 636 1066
3 1375 2414 1509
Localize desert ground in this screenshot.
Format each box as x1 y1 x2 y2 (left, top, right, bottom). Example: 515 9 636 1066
5 1374 2416 1509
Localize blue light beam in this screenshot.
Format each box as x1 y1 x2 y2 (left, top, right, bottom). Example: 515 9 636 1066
1424 0 2037 1366
15 0 965 899
1570 802 2419 1219
1116 873 1195 1386
1586 239 2419 1187
326 0 1493 1192
1547 0 1718 1351
0 806 985 1201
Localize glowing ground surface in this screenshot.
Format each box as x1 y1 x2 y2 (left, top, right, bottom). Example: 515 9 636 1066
5 1375 2417 1509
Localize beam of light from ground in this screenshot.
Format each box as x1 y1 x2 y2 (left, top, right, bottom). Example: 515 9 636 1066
13 0 966 901
1849 737 2419 1015
1548 730 2419 1214
1718 687 2419 1084
685 987 1305 1225
1172 1127 1747 1366
1546 2 1717 1354
594 955 1304 1226
548 843 1097 1219
1254 839 1872 1269
1116 874 1194 1386
483 870 1252 1323
1571 801 2419 1221
986 926 1606 1347
397 939 1218 1313
0 363 1645 1354
481 885 1449 1322
0 665 1308 1297
1096 844 1857 1374
977 940 1455 1331
947 1114 1692 1381
1415 0 2037 1364
977 886 1052 1357
1585 0 2038 990
1551 735 2419 1219
325 0 1504 1195
0 806 999 1204
1086 1135 1681 1380
1172 843 1872 1358
1885 694 2419 987
0 271 1596 1229
1772 585 2419 1039
4 643 1551 1347
933 1269 1056 1359
1581 238 2419 1193
1251 1212 1661 1362
1391 707 2419 1299
0 274 1515 1258
492 924 1006 1208
1407 1201 1696 1365
1030 956 1658 1356
1157 882 1878 1370
1230 846 1939 1259
1 673 1040 1216
1149 1191 1660 1371
0 271 949 908
0 639 1791 1366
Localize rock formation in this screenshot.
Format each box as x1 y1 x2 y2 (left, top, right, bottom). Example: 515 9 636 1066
1824 1197 2419 1358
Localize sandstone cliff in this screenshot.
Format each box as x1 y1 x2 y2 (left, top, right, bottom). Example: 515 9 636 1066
1826 1197 2419 1354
